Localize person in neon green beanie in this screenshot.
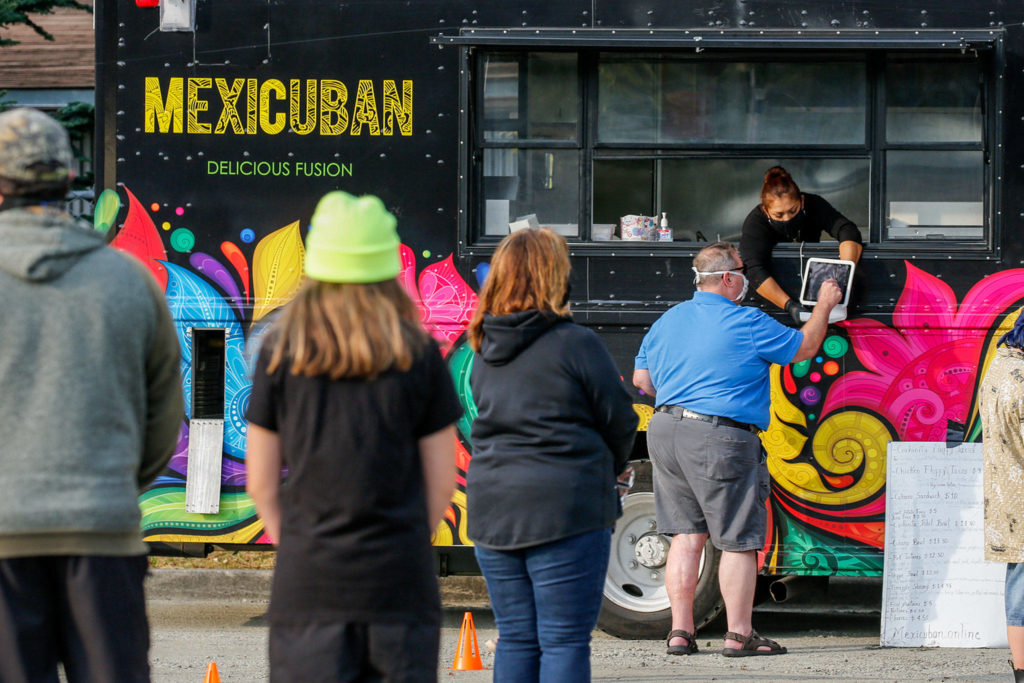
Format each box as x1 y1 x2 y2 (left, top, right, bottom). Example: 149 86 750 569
304 191 401 283
246 191 462 681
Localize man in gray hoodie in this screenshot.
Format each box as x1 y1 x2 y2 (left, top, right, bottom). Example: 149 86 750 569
0 108 183 682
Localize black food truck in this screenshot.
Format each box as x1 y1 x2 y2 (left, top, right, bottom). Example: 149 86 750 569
95 0 1024 637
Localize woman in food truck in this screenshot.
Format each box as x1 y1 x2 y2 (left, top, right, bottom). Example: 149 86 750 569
739 166 863 322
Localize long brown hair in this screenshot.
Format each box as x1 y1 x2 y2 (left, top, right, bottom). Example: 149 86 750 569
760 165 801 205
266 279 429 380
468 228 570 353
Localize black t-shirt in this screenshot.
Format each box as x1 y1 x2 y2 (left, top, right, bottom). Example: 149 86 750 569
739 193 862 292
246 337 462 624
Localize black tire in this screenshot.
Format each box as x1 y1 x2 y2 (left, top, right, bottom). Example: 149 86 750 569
597 460 725 639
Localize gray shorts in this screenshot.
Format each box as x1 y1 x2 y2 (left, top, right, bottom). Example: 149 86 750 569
647 411 769 552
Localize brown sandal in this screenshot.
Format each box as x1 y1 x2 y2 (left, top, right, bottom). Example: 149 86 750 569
666 629 698 655
722 630 787 657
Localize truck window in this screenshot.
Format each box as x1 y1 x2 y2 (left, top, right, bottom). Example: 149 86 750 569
467 50 990 249
884 61 985 241
480 52 581 239
596 59 866 145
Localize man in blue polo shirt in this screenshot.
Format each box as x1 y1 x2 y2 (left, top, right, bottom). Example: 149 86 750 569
633 241 840 658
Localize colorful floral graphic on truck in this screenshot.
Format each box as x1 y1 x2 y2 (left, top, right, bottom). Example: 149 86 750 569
105 187 1024 564
761 262 1024 575
106 186 479 546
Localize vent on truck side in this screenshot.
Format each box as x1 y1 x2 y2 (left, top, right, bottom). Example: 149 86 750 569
186 329 226 514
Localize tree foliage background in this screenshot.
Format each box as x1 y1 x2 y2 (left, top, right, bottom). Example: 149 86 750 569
0 1 94 193
0 0 91 46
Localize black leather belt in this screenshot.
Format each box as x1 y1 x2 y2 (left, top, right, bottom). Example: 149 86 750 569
656 405 761 435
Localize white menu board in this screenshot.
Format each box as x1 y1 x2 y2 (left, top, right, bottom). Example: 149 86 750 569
881 442 1007 648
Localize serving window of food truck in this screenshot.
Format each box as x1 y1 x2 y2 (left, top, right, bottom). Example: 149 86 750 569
453 31 1000 254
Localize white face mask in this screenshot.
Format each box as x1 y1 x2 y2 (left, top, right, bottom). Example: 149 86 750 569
692 268 749 303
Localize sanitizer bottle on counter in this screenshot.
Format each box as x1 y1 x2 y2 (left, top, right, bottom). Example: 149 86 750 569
658 212 672 242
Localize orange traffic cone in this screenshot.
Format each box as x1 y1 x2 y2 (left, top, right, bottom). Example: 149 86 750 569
203 662 221 683
451 611 484 670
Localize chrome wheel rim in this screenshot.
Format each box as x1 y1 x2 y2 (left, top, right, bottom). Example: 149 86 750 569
604 491 706 613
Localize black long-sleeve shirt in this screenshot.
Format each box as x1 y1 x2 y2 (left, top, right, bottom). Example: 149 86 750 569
739 193 862 292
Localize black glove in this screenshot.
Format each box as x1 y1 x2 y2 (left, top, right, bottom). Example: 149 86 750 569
785 299 805 324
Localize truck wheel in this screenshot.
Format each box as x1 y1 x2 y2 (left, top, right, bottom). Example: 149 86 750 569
597 461 725 639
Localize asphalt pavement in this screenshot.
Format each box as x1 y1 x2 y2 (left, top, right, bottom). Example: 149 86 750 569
145 571 1016 682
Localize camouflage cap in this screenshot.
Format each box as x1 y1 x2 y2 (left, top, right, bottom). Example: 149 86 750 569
0 108 72 194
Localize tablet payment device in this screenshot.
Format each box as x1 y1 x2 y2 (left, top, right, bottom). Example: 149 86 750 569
796 257 856 323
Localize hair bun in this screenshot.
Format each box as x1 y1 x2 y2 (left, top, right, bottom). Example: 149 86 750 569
760 165 799 202
764 165 790 183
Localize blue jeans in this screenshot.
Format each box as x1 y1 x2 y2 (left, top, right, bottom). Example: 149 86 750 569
474 527 612 683
1007 563 1024 626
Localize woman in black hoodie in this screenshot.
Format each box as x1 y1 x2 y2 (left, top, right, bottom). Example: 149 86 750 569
466 228 638 683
